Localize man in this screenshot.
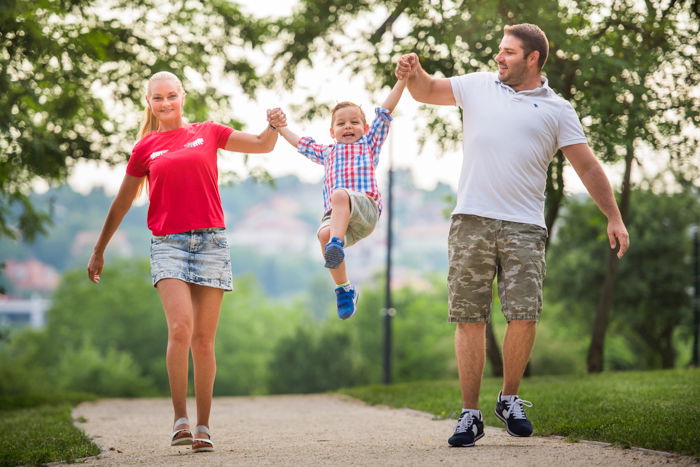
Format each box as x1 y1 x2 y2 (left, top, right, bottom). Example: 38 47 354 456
396 23 629 447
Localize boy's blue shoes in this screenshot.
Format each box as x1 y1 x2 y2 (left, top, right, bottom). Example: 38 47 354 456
335 284 358 320
324 237 345 269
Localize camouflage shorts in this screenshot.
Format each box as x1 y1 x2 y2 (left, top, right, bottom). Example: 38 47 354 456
448 214 547 323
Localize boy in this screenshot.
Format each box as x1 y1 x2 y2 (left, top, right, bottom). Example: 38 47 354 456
278 79 406 319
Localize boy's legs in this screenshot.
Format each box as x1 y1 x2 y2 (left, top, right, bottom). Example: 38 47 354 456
329 189 351 242
318 226 348 285
318 225 357 319
323 190 351 269
318 190 379 319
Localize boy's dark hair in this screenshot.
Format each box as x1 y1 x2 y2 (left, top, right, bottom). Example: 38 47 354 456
331 102 367 125
504 23 549 70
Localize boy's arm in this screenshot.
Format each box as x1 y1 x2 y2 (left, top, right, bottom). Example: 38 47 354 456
279 126 301 148
381 79 407 113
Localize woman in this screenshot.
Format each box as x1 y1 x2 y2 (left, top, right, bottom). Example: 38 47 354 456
87 71 286 453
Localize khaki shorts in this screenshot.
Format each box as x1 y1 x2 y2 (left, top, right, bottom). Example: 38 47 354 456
448 214 547 323
318 189 379 247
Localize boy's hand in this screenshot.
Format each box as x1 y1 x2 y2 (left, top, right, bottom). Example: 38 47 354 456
396 53 418 80
267 107 287 129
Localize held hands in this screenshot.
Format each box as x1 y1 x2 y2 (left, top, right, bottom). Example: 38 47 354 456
267 107 287 129
396 53 419 80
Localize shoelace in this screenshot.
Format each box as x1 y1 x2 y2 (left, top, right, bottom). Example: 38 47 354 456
505 397 533 420
455 412 476 433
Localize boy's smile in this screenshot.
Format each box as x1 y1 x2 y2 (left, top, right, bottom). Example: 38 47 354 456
330 107 369 144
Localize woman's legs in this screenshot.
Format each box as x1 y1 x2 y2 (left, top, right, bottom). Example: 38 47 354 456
156 279 194 427
190 283 223 434
157 278 223 445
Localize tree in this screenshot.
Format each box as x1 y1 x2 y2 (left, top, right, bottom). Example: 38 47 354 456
548 190 699 369
0 0 267 240
263 0 700 373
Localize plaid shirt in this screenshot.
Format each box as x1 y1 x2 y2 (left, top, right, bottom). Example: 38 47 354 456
297 107 392 214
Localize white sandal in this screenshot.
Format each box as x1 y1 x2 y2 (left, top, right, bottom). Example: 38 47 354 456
170 417 193 446
192 425 214 453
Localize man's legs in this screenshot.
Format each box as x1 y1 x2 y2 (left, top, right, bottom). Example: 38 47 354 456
447 215 498 447
494 220 546 437
501 320 537 395
455 322 486 409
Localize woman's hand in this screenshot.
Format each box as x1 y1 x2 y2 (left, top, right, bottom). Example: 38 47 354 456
267 107 287 129
87 251 104 284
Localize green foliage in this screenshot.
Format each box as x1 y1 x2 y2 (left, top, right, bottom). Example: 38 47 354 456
1 0 268 240
548 190 700 369
1 404 100 466
341 369 700 458
268 326 362 394
214 276 308 395
266 0 700 232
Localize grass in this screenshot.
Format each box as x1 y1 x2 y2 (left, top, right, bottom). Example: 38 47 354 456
0 394 100 467
339 368 700 458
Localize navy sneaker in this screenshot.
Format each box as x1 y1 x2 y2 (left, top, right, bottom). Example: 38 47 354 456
494 392 533 437
335 284 358 320
448 410 484 447
324 237 345 269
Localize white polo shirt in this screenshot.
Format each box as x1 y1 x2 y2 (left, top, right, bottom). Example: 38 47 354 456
449 72 587 228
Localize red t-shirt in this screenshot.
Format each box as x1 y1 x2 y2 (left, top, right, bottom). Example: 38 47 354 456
126 121 234 235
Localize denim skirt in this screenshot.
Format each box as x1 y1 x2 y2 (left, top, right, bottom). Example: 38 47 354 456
150 228 233 291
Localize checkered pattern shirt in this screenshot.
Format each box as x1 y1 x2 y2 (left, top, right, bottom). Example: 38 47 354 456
297 107 392 215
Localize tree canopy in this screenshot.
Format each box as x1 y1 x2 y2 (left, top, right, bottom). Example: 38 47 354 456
0 0 267 240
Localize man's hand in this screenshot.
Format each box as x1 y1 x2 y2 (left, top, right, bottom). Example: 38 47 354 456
396 53 419 80
608 217 630 259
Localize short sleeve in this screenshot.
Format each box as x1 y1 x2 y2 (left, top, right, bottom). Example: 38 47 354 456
125 141 148 178
449 72 491 108
557 103 588 149
207 121 235 149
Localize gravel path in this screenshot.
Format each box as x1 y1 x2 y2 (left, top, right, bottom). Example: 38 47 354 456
73 395 696 466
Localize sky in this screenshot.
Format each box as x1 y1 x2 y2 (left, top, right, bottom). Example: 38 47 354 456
66 0 624 197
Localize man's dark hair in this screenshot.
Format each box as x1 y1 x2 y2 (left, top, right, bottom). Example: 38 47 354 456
504 23 549 70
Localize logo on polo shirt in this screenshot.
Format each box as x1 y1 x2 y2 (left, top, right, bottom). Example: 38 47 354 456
150 150 168 159
533 104 539 108
184 138 204 148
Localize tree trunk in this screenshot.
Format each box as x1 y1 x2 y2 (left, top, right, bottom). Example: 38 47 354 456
586 129 635 373
544 151 566 249
485 322 503 377
659 326 676 369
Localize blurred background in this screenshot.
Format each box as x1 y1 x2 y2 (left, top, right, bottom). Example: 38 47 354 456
1 0 698 399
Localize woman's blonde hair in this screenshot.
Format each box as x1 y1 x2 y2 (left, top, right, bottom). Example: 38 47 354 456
135 72 184 198
138 71 185 139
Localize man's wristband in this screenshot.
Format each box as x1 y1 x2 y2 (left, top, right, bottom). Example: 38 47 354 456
268 124 277 131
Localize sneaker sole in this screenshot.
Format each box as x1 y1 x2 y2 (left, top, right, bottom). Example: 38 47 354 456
448 431 484 447
494 409 532 437
324 245 344 269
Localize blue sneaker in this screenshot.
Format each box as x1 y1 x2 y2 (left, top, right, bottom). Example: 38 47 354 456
335 284 358 320
324 237 345 269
